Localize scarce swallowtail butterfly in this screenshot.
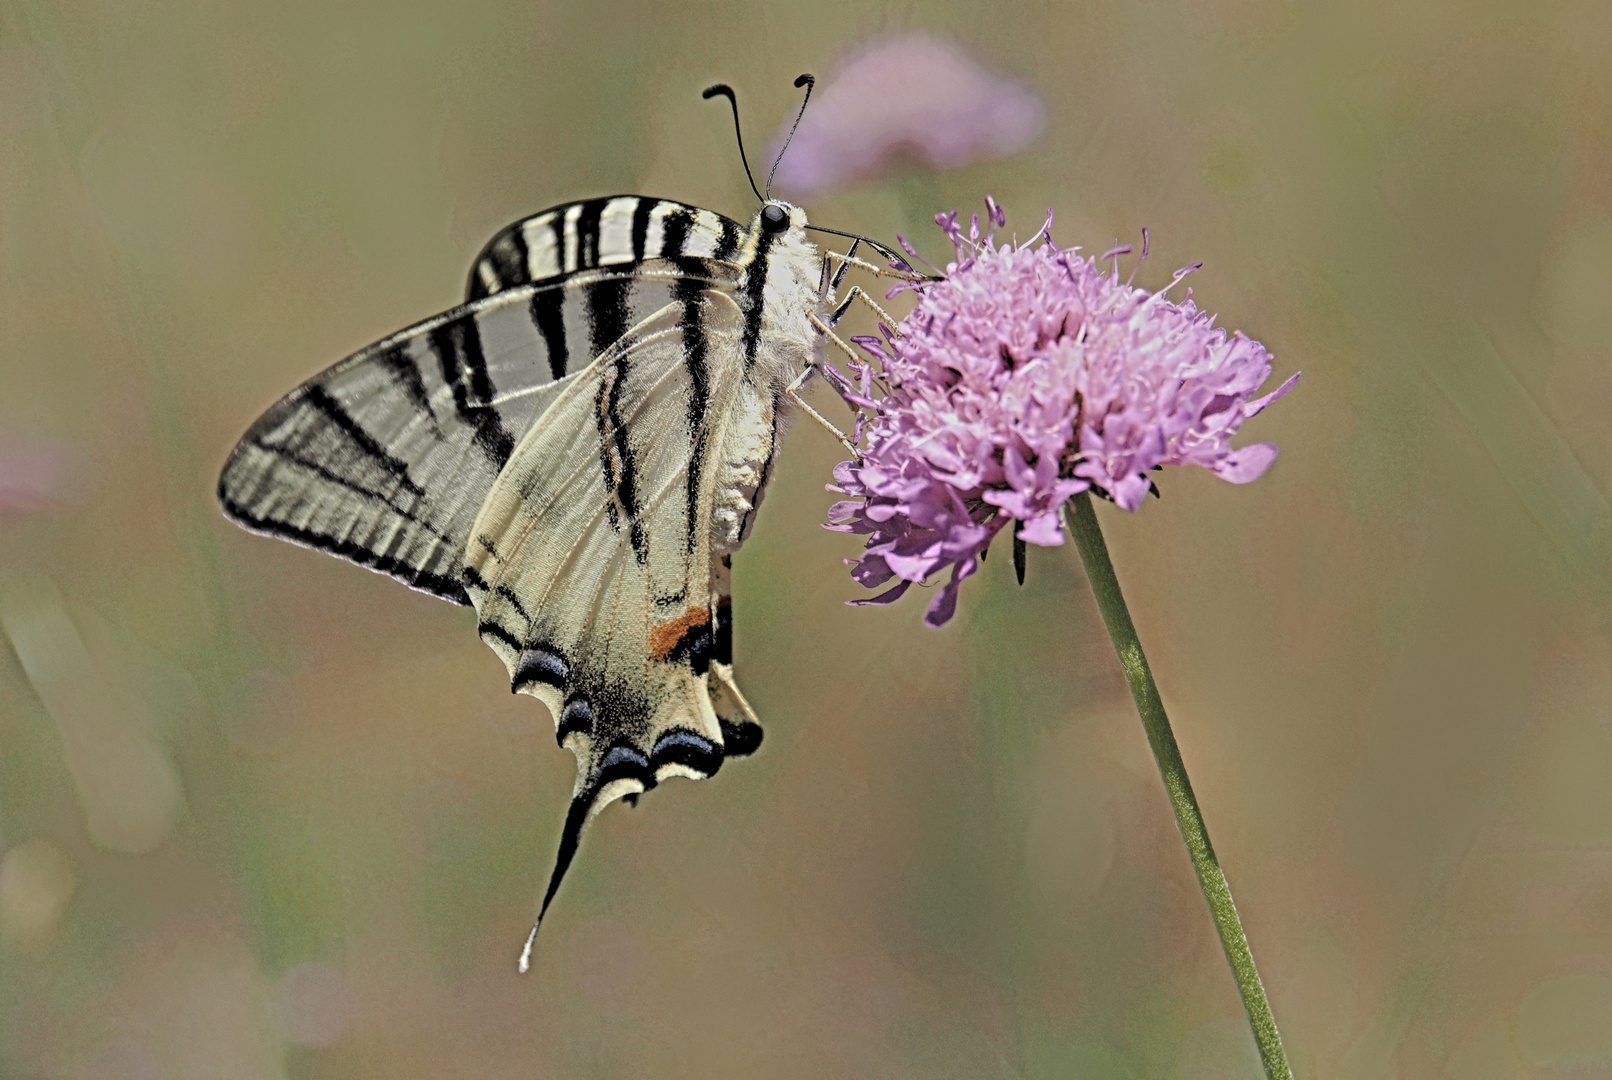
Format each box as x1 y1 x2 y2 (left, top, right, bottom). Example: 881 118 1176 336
216 76 920 970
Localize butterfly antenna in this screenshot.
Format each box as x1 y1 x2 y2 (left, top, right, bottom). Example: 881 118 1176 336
765 73 814 200
805 223 918 272
702 83 764 204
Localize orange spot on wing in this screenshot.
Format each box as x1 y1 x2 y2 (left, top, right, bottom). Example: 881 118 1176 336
649 606 711 662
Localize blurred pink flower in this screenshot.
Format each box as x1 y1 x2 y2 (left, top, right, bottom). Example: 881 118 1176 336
770 35 1044 198
827 200 1298 626
0 429 84 514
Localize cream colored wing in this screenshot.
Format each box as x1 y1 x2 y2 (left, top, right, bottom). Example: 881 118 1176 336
461 289 764 955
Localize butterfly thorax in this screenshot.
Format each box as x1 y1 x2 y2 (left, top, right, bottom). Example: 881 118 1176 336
731 204 826 388
710 203 827 556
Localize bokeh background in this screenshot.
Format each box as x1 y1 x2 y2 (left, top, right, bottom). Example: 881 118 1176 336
4 0 1612 1076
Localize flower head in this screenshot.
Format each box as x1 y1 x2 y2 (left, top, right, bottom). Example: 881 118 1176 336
827 201 1298 626
769 34 1044 199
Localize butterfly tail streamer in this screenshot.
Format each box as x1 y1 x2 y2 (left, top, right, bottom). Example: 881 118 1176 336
518 786 599 973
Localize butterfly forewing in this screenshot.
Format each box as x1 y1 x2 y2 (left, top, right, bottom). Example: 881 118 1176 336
218 256 738 602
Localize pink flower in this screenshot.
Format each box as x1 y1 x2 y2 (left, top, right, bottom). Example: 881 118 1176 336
769 35 1044 198
827 200 1298 627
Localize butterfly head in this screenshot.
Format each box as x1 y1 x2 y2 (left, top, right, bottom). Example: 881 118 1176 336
752 198 802 235
746 200 820 286
759 201 792 234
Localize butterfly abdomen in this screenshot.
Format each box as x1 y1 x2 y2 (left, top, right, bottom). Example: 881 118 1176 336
710 382 782 556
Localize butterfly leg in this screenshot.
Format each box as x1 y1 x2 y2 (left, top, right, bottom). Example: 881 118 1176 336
824 249 926 284
828 286 904 333
784 358 861 462
824 290 856 326
827 238 861 295
809 311 867 365
802 249 916 458
808 311 892 396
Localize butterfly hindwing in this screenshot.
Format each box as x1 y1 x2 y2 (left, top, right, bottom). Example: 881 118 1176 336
463 286 778 934
464 291 756 909
707 559 763 756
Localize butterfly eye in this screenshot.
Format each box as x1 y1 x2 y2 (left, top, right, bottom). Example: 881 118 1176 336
760 203 790 233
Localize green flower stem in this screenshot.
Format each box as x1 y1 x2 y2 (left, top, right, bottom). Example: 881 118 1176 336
1065 492 1293 1080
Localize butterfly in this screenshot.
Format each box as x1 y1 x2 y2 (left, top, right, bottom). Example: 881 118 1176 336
215 77 918 969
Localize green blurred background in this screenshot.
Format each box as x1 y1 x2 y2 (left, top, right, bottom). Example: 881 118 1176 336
4 0 1612 1076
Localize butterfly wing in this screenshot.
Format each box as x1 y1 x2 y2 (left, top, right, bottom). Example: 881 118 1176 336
462 287 765 942
466 196 748 300
217 259 738 602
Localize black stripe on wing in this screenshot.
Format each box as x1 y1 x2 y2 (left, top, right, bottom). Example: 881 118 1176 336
630 198 654 262
713 596 733 666
376 345 445 440
713 215 742 260
585 273 632 361
575 197 607 269
529 288 569 381
427 318 517 467
658 206 694 260
708 598 763 757
591 335 648 561
296 386 428 497
676 283 712 556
